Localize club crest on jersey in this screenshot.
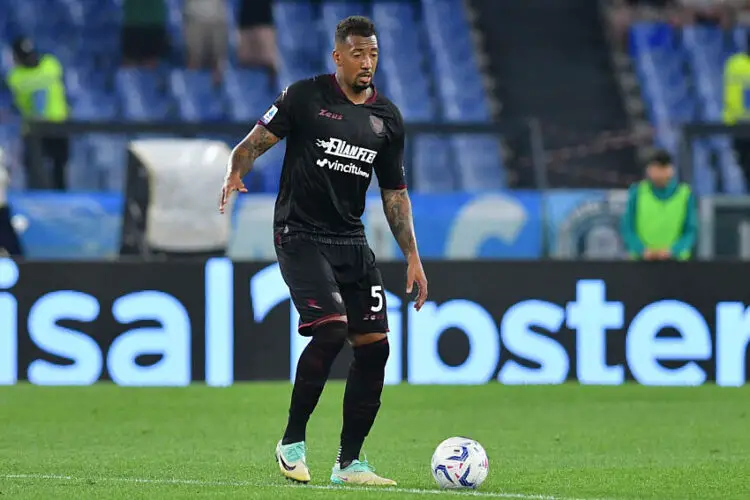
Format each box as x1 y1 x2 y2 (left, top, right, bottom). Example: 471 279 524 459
369 115 385 136
316 137 378 164
261 105 278 125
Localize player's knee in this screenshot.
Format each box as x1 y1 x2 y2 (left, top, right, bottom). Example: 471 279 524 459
348 332 387 348
353 333 391 371
312 318 348 345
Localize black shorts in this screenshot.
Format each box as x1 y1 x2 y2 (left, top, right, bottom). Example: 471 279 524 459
275 233 389 336
121 26 168 62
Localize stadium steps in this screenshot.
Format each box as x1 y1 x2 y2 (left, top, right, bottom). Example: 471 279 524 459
469 0 638 188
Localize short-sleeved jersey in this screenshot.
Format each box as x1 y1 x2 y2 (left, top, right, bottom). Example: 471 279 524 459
258 74 406 243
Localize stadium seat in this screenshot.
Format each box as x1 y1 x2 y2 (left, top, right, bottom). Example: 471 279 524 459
452 136 506 191
373 2 437 121
164 0 186 64
223 67 274 122
412 136 458 192
0 0 505 195
170 69 225 122
115 68 172 120
273 1 325 83
420 0 490 123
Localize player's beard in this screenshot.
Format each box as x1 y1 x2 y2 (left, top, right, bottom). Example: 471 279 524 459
351 73 372 94
351 81 370 94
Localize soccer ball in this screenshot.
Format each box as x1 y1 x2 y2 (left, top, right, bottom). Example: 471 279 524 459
430 436 489 489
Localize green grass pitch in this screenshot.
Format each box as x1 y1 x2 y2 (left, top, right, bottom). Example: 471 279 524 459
0 383 748 499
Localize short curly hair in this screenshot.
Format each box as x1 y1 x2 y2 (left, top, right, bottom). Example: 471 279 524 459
335 16 376 44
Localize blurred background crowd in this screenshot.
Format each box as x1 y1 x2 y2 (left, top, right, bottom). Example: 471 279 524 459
1 0 750 261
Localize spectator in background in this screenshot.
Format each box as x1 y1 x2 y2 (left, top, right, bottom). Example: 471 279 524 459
184 0 228 83
237 0 278 78
620 150 697 261
607 0 676 48
122 0 168 67
5 37 70 190
678 0 740 28
723 32 750 182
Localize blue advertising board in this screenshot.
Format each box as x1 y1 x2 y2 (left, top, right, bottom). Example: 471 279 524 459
7 191 546 260
229 191 543 260
2 258 748 386
4 189 639 260
543 189 628 260
8 191 122 260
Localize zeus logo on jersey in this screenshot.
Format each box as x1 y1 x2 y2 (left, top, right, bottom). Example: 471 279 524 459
316 158 370 178
316 138 377 164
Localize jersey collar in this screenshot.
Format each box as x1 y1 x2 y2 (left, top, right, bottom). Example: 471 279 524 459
329 74 378 105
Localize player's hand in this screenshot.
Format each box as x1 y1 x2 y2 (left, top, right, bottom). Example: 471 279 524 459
657 249 672 260
219 173 247 214
643 249 656 260
406 256 428 311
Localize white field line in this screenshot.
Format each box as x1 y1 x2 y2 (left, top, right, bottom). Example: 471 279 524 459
0 473 614 500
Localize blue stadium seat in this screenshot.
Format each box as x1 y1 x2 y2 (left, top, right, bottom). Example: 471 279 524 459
67 92 124 191
0 0 502 195
273 1 324 82
115 68 171 120
412 136 458 192
452 136 505 191
689 140 716 196
65 66 108 103
420 0 490 123
71 92 118 121
373 2 437 121
223 68 273 122
164 0 186 64
170 69 225 122
630 21 750 193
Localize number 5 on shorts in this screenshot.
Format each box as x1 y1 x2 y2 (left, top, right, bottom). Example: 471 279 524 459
370 285 383 312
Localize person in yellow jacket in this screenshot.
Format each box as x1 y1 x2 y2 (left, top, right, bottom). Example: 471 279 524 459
5 37 70 190
620 150 697 261
723 36 750 183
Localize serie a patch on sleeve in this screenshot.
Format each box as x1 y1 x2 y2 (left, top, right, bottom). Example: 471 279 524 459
261 105 278 125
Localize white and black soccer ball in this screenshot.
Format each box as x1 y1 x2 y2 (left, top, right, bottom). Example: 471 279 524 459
431 436 489 489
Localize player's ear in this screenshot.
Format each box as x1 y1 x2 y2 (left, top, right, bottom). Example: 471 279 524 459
332 49 342 67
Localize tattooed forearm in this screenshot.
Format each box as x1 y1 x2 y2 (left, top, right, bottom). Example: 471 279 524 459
381 188 418 260
228 125 280 178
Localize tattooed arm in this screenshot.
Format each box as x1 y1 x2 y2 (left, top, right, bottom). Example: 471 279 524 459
381 188 419 260
381 187 428 309
228 124 281 178
219 125 280 213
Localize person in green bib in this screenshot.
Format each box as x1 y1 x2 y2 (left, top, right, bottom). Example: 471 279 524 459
5 37 70 190
620 150 697 261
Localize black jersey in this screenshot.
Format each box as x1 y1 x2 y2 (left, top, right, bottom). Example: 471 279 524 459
257 74 407 243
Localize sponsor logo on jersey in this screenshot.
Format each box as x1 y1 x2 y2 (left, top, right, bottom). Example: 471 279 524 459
261 105 278 125
316 138 377 164
316 158 370 178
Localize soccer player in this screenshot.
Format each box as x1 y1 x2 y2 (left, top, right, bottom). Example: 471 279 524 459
219 16 428 486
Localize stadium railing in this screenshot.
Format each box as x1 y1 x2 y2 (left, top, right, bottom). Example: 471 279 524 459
24 119 548 191
678 121 750 260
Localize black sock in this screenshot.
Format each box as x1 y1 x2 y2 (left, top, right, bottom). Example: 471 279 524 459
338 338 390 466
282 322 346 445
